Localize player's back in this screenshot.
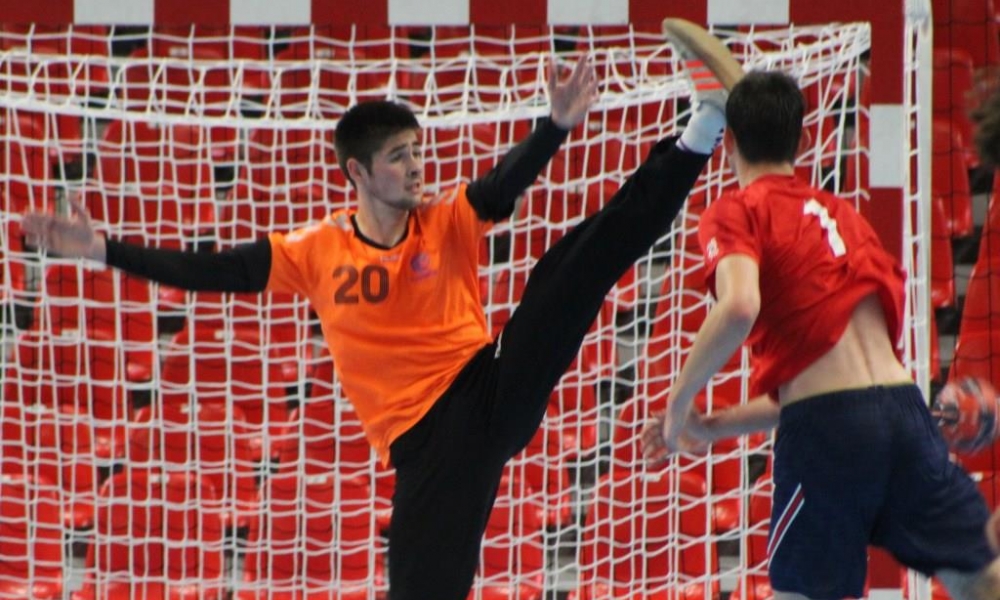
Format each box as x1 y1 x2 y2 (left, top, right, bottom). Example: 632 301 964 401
701 174 908 401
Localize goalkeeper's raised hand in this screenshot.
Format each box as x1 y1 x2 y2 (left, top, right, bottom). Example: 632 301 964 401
21 195 106 262
547 53 598 131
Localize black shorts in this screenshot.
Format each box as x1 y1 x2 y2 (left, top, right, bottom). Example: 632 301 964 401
385 137 711 600
769 384 994 599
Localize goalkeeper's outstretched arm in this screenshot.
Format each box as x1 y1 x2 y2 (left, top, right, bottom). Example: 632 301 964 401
465 54 597 222
20 196 270 293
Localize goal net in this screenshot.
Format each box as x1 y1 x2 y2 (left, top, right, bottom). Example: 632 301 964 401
0 18 925 600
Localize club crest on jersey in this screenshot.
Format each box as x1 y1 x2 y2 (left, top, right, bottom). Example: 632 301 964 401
409 251 437 281
706 237 719 261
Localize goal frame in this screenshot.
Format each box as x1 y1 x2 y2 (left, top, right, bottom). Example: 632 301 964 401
0 1 933 598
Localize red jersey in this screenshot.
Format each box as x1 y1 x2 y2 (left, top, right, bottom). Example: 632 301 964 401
698 174 906 399
266 184 493 461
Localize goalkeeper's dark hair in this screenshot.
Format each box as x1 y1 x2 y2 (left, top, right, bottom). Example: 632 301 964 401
973 84 1000 168
335 101 421 188
726 70 805 164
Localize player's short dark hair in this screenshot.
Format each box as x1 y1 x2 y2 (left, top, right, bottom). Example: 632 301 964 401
335 100 421 187
973 84 1000 168
726 71 805 164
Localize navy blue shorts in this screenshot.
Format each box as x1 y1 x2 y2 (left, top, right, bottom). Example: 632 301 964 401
768 384 994 599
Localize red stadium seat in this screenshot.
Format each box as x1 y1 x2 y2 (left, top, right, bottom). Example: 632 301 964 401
508 180 630 374
734 475 773 600
472 474 545 600
569 118 644 179
91 119 216 248
273 45 390 117
609 398 647 468
932 118 974 238
0 110 56 213
933 48 979 168
424 122 508 184
6 327 134 461
395 54 473 113
931 196 956 310
221 182 331 242
0 52 85 163
514 419 573 527
85 182 217 250
243 126 343 192
236 472 386 600
220 127 345 243
151 25 271 92
611 394 746 533
407 25 548 59
172 290 313 384
958 257 1000 338
933 0 1000 69
73 470 225 600
951 329 1000 384
50 328 134 460
0 24 110 95
273 400 394 529
127 402 258 529
286 24 407 60
0 400 99 529
160 324 290 460
301 352 399 508
978 175 1000 263
42 264 155 382
0 474 64 600
548 378 599 458
116 50 236 159
3 329 55 406
96 118 215 197
0 220 29 326
274 401 365 473
307 344 338 402
152 26 268 59
575 469 719 600
472 53 544 107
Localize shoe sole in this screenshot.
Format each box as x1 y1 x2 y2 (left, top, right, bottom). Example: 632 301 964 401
661 18 745 92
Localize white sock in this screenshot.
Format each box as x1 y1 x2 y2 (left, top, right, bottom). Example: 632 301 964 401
678 101 726 155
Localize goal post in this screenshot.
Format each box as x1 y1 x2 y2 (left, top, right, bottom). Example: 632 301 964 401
0 2 930 599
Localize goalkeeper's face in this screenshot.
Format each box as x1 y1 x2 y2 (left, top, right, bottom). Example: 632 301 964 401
363 128 424 211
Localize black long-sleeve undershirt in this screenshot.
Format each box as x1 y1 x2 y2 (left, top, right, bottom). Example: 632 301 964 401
104 116 569 292
466 116 569 222
105 237 272 293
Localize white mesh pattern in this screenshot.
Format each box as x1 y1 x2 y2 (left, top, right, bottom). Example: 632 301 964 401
0 22 925 599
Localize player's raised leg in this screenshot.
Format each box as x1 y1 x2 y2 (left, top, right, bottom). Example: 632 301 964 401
488 20 744 455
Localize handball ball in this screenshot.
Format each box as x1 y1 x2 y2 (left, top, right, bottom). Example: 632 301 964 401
933 377 1000 454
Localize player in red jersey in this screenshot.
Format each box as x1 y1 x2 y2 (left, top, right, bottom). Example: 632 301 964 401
20 29 742 599
974 76 1000 557
642 71 1000 599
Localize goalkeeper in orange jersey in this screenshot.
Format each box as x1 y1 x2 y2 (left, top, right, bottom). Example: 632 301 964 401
21 26 740 599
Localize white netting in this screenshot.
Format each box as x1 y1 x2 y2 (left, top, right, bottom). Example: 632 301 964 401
0 22 921 600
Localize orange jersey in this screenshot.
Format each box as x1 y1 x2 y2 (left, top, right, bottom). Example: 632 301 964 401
266 184 493 461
